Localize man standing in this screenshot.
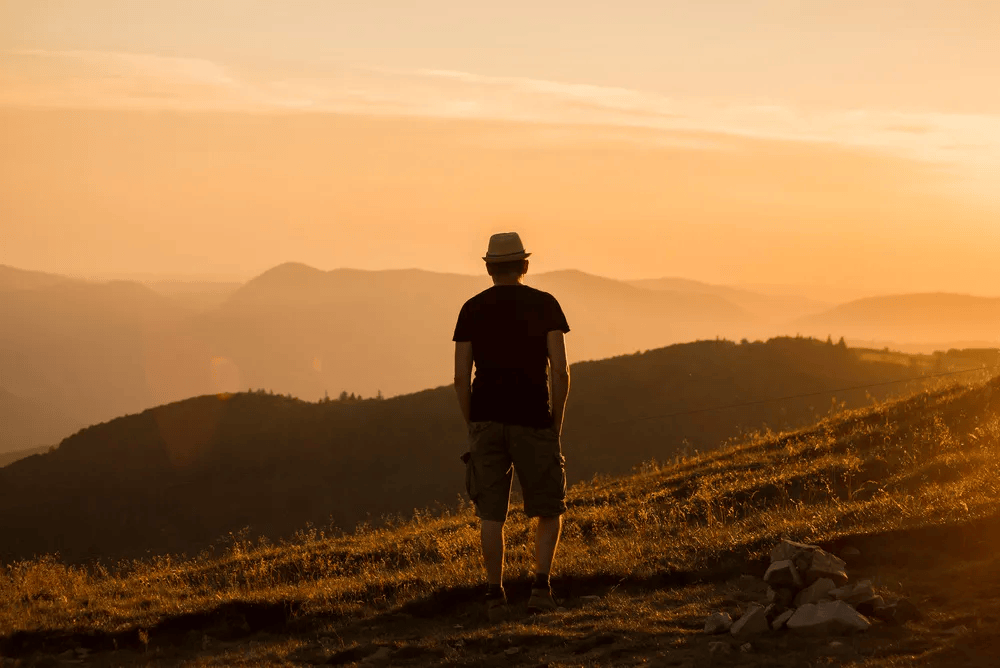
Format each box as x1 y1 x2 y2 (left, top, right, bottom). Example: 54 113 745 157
453 232 571 621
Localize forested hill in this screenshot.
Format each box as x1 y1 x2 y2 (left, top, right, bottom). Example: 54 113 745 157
1 338 994 564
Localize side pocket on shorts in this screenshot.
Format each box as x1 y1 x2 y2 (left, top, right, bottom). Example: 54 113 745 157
462 451 479 502
555 452 567 499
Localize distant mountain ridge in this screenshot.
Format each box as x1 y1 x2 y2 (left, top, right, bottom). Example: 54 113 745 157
4 262 1000 456
796 293 1000 345
0 265 77 292
629 276 829 323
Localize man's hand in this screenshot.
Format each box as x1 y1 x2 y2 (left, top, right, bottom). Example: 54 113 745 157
547 330 570 437
454 341 474 426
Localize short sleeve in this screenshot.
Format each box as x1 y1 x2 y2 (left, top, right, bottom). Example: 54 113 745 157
453 301 474 342
547 295 570 334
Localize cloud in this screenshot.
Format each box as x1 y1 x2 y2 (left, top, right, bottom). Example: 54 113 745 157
2 49 999 197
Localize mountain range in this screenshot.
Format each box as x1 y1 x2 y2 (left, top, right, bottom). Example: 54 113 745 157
3 262 999 459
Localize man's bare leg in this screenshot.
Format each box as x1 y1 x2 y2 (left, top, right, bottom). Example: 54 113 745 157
534 515 562 577
481 519 506 585
527 515 562 611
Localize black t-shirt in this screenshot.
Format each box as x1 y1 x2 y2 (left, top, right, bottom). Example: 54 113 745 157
453 285 570 428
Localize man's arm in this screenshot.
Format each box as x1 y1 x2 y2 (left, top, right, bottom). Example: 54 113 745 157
547 330 570 436
454 341 474 426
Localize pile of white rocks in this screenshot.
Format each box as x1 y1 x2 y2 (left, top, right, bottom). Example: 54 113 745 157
705 540 920 641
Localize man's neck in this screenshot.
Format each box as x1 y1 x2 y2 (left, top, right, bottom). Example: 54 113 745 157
492 276 523 286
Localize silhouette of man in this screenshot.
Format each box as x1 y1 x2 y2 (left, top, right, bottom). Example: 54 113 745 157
453 232 571 621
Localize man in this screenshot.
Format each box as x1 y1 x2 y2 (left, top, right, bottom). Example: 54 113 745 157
453 232 571 621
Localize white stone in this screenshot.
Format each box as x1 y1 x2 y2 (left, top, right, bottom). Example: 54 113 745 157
763 560 802 588
795 578 836 606
770 539 817 563
704 612 733 635
806 550 848 586
731 604 770 638
787 601 872 636
740 642 753 653
772 609 794 631
832 580 874 605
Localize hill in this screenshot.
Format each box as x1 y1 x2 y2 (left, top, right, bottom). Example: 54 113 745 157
5 262 1000 464
628 276 829 324
1 337 994 564
796 293 1000 347
0 265 75 292
194 264 756 402
1 370 999 666
142 279 242 312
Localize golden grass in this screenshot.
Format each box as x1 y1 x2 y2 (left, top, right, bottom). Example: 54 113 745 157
3 377 1000 661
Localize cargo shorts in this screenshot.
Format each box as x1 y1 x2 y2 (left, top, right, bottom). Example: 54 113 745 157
462 421 567 522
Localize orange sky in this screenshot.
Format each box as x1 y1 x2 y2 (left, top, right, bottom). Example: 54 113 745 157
1 1 999 295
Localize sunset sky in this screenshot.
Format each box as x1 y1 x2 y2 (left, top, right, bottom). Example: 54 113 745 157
2 1 999 295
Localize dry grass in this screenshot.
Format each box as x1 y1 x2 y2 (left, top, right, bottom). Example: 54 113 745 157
3 376 1000 666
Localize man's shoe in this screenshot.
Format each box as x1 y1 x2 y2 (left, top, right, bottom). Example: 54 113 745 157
527 588 558 613
486 595 509 622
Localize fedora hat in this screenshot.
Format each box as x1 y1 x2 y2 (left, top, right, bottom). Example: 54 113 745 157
483 232 531 263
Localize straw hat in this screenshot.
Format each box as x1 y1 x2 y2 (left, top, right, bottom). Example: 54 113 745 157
483 232 531 263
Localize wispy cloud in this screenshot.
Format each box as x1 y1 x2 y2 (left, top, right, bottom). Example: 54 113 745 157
3 49 999 198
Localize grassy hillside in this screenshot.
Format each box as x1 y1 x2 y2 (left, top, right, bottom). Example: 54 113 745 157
0 338 994 566
2 373 999 666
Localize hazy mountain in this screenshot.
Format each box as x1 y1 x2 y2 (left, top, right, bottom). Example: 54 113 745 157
0 389 81 454
531 270 754 357
0 265 75 292
143 280 242 312
795 293 1000 346
628 276 829 323
0 279 196 427
0 262 759 448
177 263 758 403
2 337 990 563
7 263 999 457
